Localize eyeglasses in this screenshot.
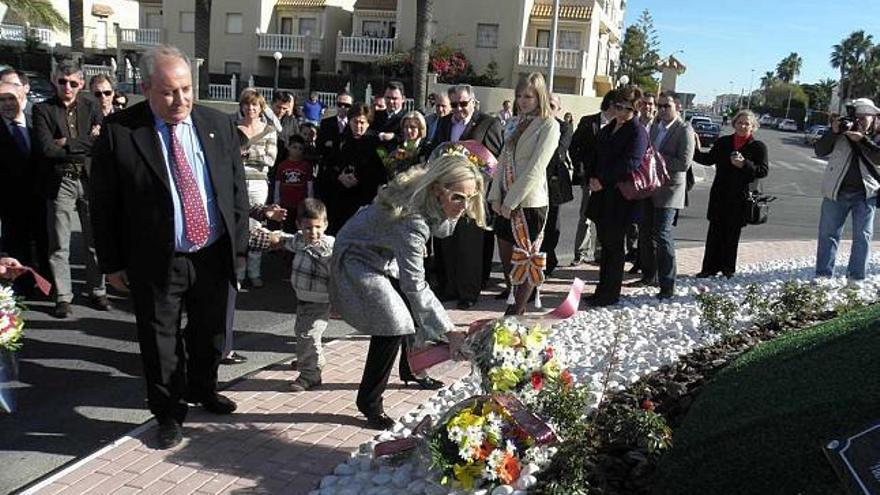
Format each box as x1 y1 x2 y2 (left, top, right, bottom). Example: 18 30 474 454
614 103 634 112
337 102 352 108
57 78 81 88
449 100 472 109
444 187 478 204
94 90 113 97
657 103 672 109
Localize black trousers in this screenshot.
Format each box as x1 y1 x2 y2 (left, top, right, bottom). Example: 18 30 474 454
129 237 231 424
594 189 634 303
1 193 49 292
436 217 491 302
701 218 743 276
544 205 561 274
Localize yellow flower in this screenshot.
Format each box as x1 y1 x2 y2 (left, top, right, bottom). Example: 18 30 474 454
493 323 517 349
488 366 523 392
453 462 485 490
448 410 485 432
523 324 547 350
542 358 562 379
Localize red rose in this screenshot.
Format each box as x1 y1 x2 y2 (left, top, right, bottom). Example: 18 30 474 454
560 369 573 390
640 399 655 412
544 346 554 361
531 371 543 391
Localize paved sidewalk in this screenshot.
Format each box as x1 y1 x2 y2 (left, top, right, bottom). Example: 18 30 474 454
26 240 867 495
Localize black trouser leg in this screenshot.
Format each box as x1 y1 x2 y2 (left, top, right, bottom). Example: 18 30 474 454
481 229 494 284
544 205 560 274
722 223 743 275
638 201 657 282
701 221 723 275
596 218 626 302
442 218 483 302
625 222 639 263
357 335 403 417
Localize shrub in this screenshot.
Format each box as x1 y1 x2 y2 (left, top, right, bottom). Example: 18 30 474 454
695 292 738 335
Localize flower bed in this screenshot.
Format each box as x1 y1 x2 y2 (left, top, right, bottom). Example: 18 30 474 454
311 256 880 495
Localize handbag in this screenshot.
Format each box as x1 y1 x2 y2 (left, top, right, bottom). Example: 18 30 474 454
744 190 776 225
618 145 669 200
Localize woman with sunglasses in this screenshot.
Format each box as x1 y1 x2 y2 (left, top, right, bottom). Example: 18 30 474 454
487 72 560 315
329 151 478 429
584 86 649 306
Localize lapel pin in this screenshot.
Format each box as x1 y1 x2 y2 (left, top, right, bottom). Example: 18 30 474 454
208 132 215 139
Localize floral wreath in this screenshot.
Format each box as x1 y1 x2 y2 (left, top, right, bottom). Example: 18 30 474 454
434 141 497 177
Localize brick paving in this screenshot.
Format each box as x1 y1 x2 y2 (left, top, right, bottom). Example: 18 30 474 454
26 240 872 494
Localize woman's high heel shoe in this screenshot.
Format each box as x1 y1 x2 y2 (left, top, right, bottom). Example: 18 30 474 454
402 375 445 390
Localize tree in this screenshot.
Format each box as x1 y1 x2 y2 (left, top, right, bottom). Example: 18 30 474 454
0 0 68 31
68 0 82 51
830 30 873 107
618 9 661 90
195 0 212 100
775 52 802 83
760 71 777 91
412 0 433 113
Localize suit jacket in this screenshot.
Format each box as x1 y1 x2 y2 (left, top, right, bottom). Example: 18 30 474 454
487 117 561 210
317 115 351 156
547 117 574 206
90 102 249 286
32 95 103 198
569 111 604 185
649 117 695 209
0 115 36 211
432 112 504 157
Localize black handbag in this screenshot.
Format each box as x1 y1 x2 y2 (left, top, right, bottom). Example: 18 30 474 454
744 190 776 225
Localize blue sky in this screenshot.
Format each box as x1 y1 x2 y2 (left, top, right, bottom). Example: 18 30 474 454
622 0 880 103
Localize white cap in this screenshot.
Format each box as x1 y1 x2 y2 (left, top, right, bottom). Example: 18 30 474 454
851 98 880 116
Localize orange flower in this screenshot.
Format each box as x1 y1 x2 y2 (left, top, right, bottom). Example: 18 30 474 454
474 439 494 461
496 452 521 484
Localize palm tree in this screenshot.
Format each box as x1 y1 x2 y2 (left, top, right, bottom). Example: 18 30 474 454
68 0 82 51
412 0 433 113
775 52 802 83
814 78 836 110
195 0 212 100
831 31 873 107
0 0 68 31
760 71 776 90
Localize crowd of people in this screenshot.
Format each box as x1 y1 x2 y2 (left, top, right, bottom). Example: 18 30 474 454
5 41 880 450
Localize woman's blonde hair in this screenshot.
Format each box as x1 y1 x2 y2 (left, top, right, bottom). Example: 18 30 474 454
732 109 759 130
373 153 486 228
239 88 267 111
401 111 427 139
515 72 552 119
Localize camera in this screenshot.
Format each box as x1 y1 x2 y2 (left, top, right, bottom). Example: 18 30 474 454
839 104 858 132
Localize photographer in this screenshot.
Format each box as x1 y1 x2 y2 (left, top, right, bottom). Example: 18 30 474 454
815 98 880 285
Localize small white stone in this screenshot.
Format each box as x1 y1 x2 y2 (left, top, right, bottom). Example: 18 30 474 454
491 485 515 495
372 473 392 485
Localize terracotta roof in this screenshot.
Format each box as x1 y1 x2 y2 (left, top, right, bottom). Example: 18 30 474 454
276 0 326 8
531 3 592 20
91 3 114 16
353 0 397 10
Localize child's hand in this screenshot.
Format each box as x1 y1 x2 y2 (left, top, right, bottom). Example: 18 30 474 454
263 204 287 222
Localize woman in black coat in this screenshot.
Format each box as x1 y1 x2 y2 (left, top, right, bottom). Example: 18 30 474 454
318 103 388 235
585 86 649 306
693 109 769 277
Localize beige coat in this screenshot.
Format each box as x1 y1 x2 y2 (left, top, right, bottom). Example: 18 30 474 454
487 116 561 210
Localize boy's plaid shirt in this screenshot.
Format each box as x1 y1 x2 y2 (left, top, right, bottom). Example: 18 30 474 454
282 232 334 303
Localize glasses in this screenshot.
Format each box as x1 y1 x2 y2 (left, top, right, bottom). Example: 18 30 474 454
337 102 352 108
57 78 81 88
94 90 113 97
614 103 634 112
657 103 672 109
449 100 472 109
444 187 478 205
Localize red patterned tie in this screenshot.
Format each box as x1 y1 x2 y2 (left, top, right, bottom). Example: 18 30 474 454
168 123 209 247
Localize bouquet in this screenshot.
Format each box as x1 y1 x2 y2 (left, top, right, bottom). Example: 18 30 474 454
377 140 422 177
0 285 24 353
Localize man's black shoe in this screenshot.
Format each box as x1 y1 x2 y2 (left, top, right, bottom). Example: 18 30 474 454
90 294 112 311
189 393 237 414
53 301 72 318
219 352 247 365
456 299 476 310
156 419 183 449
657 291 674 300
364 412 395 430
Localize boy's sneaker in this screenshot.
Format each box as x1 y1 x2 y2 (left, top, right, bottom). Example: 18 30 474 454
289 376 322 392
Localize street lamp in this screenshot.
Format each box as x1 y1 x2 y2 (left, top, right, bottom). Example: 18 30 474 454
273 51 283 91
618 74 629 88
747 68 754 109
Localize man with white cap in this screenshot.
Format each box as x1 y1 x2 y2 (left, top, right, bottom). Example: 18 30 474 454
815 97 880 285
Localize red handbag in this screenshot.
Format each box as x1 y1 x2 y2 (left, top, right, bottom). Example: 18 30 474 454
618 145 669 200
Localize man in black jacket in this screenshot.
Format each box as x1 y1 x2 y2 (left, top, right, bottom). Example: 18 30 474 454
431 84 503 309
32 60 107 317
375 81 407 148
90 45 250 449
544 94 574 275
316 90 353 157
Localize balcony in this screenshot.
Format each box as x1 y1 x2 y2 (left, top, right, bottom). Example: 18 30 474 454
336 34 395 63
118 28 162 49
516 46 587 76
0 23 54 45
256 33 322 56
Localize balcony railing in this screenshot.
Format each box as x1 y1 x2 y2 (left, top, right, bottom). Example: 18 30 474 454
517 46 584 71
0 23 54 45
338 35 395 58
118 28 162 48
83 64 114 78
257 33 322 55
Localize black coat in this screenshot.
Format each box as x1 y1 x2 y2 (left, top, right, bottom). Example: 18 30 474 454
586 117 648 223
430 111 504 157
90 102 250 286
694 134 769 226
317 115 351 157
569 111 604 185
0 116 36 213
547 117 574 206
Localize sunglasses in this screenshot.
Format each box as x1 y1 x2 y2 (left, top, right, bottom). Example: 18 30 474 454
94 90 113 97
657 103 672 109
337 102 352 108
57 78 81 88
449 100 472 109
444 187 478 204
614 103 634 112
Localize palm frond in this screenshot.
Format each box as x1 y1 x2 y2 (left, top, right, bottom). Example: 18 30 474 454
1 0 69 32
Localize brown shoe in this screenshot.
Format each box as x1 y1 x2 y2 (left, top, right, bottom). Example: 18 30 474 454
53 302 72 318
90 294 112 311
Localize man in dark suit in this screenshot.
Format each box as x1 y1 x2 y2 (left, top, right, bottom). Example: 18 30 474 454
431 84 503 309
269 90 299 163
374 81 407 148
90 45 249 449
0 81 47 295
316 90 353 157
544 94 574 276
32 60 107 318
568 89 617 266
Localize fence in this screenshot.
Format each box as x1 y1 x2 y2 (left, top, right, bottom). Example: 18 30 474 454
83 64 114 79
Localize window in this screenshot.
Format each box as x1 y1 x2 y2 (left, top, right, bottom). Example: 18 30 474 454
280 17 293 35
145 13 162 29
558 30 581 49
224 62 242 76
389 21 396 38
536 30 550 48
298 18 317 36
476 23 499 48
362 20 382 37
226 13 243 34
179 12 194 33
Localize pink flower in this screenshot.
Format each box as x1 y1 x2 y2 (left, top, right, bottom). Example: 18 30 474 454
531 372 543 391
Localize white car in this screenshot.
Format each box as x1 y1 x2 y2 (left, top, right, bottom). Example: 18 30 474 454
689 116 713 128
778 119 798 131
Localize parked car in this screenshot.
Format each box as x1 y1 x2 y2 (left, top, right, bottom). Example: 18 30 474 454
693 121 721 147
803 125 829 145
758 114 774 126
688 116 713 128
23 72 55 104
778 119 798 132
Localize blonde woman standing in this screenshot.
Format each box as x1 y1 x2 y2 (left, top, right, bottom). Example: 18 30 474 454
487 72 560 315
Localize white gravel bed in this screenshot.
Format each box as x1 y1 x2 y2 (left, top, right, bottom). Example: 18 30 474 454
311 255 880 495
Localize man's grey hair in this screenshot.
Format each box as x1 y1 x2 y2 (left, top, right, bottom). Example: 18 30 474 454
447 84 474 98
55 59 82 78
139 45 191 86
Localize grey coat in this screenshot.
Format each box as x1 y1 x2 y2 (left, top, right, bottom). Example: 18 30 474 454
650 118 695 209
329 204 452 345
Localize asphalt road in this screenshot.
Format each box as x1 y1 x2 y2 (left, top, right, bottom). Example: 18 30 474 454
0 124 835 493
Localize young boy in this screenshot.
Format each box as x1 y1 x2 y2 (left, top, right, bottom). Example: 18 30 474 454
281 198 334 391
273 135 313 233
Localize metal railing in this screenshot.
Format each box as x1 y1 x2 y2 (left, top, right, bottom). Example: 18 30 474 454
257 33 322 54
118 28 161 47
338 35 395 57
517 46 584 71
83 64 114 78
0 23 53 44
